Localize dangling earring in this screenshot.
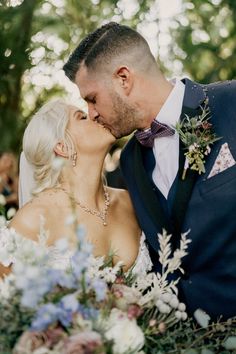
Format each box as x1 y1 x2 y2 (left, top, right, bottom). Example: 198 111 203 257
71 152 77 167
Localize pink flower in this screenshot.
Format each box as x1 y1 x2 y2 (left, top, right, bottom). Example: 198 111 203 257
127 304 143 320
64 331 104 354
14 331 47 353
14 327 66 353
112 284 141 311
44 327 66 347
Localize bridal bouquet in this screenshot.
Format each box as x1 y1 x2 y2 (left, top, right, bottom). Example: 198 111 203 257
0 217 190 354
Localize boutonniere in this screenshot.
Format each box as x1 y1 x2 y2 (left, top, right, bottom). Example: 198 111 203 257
175 98 221 180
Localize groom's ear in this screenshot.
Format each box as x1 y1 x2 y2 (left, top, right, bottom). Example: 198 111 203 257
54 141 69 158
114 66 133 95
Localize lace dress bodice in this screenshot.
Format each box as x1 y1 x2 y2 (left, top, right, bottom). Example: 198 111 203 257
0 228 152 275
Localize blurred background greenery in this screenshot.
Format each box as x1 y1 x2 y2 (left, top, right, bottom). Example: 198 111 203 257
0 0 236 153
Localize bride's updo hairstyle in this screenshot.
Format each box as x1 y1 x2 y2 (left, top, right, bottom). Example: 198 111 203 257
23 99 75 195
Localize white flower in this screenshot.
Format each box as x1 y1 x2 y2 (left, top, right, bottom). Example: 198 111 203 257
175 310 182 319
194 308 210 328
112 284 141 311
169 295 179 309
0 194 6 206
74 313 93 331
188 143 199 152
160 292 172 303
0 215 6 227
0 274 16 300
105 308 144 354
90 260 123 283
159 303 171 314
205 145 211 155
178 302 186 312
7 207 16 219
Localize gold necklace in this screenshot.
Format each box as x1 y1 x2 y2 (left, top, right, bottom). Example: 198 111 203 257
59 186 110 226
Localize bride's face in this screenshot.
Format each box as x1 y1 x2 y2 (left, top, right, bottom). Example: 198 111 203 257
66 105 116 153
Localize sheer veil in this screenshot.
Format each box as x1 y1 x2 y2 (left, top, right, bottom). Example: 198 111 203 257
18 152 35 208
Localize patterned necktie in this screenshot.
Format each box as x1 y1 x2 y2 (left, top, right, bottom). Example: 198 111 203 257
134 119 175 148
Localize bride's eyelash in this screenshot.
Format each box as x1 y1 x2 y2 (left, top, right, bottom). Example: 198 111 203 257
76 111 87 120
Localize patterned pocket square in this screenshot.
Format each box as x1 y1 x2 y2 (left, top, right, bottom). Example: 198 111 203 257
207 143 236 179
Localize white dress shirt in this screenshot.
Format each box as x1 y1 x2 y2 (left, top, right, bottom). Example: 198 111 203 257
152 79 185 199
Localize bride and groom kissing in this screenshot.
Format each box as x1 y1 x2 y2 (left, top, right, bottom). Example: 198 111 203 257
1 22 236 321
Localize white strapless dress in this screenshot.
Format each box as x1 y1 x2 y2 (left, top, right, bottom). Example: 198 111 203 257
0 227 153 275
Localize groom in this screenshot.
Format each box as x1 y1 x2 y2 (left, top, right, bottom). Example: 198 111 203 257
63 22 236 320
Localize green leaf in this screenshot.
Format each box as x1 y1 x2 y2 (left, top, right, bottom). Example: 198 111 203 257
223 336 236 349
183 349 199 354
201 349 215 354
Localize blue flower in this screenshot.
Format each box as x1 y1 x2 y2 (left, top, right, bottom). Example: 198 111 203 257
77 303 99 320
58 273 77 289
76 225 87 242
55 294 79 327
31 303 62 331
47 269 77 289
57 307 74 328
92 278 107 301
60 293 79 312
20 274 54 308
71 252 89 279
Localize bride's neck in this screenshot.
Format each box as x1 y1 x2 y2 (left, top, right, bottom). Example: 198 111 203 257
59 156 106 209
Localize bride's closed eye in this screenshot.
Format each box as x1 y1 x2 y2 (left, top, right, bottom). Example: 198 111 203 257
76 110 87 120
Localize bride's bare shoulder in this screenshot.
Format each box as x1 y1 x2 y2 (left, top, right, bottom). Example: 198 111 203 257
9 194 50 242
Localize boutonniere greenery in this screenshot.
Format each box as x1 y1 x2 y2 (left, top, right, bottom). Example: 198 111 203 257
175 98 221 180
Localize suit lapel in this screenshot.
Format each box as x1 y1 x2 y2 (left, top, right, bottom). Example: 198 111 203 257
171 81 207 238
133 141 172 233
171 127 198 240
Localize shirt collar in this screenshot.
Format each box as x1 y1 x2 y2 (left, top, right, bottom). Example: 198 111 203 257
155 78 185 128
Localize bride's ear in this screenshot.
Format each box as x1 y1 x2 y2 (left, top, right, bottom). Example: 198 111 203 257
54 141 69 158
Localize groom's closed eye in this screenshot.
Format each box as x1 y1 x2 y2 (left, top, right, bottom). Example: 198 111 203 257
84 95 96 104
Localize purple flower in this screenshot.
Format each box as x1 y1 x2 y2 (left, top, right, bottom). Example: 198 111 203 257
31 303 62 331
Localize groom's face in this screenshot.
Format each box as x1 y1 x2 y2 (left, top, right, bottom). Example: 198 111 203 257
75 66 140 138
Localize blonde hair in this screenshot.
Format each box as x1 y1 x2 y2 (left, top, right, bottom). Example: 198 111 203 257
23 99 75 195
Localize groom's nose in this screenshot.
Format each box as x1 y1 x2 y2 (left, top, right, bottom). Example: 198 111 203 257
88 104 99 122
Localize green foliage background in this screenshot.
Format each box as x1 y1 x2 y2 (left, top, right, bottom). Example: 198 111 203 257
0 0 236 153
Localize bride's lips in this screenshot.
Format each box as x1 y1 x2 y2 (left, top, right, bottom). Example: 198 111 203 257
96 121 113 135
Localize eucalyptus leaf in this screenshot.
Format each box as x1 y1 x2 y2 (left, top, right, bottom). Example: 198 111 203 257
201 349 215 354
223 336 236 349
183 349 199 354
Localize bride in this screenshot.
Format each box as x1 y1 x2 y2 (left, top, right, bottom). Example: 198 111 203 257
0 99 152 276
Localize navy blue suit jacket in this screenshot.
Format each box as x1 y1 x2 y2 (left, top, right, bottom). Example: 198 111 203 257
120 79 236 320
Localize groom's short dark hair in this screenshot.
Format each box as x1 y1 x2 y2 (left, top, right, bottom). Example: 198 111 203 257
63 22 155 82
